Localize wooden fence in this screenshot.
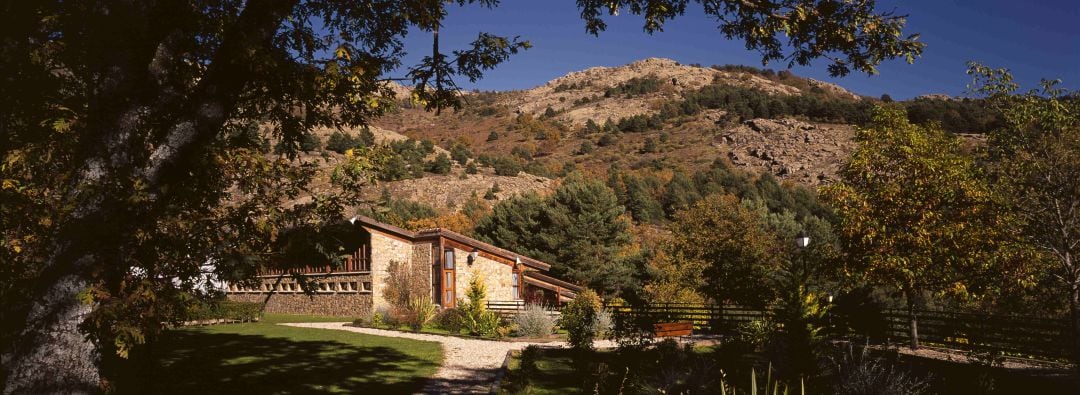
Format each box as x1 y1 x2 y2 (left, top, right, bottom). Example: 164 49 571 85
881 309 1073 359
605 303 1073 361
606 303 766 333
486 300 560 318
260 246 370 276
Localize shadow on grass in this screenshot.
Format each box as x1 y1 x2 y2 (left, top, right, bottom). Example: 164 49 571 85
118 329 438 394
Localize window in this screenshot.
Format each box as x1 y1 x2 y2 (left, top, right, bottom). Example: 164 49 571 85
512 272 521 300
444 249 454 269
362 281 371 292
445 272 453 286
445 290 453 304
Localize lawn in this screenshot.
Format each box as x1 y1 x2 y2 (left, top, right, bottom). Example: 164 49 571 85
120 314 443 394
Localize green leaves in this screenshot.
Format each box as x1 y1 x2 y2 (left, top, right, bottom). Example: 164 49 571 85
823 106 1004 301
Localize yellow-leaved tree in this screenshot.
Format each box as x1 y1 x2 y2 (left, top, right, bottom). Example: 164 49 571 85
822 106 1009 348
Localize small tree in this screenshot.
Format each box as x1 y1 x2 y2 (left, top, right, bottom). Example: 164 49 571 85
326 131 360 153
561 289 602 351
427 153 452 174
576 141 594 155
642 137 657 153
450 143 472 165
458 274 502 337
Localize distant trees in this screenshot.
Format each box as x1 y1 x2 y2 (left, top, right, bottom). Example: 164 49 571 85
426 153 452 175
375 139 437 181
474 174 636 296
604 76 663 98
450 143 472 166
326 128 376 154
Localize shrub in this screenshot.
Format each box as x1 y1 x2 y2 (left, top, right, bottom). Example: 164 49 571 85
458 274 505 337
597 133 617 147
427 153 452 174
405 296 437 331
829 345 930 395
512 303 557 338
433 308 464 333
450 143 472 165
735 318 776 353
465 161 479 174
487 131 500 141
560 289 602 350
491 156 522 176
594 308 613 339
576 141 594 155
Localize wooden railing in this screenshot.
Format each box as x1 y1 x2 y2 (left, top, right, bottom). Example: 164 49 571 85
606 302 1074 361
260 246 370 276
881 309 1073 359
486 300 561 318
606 303 766 333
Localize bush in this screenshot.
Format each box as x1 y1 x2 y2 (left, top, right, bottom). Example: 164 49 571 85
433 308 464 333
491 156 523 176
427 153 452 174
450 143 472 165
487 131 500 141
829 345 930 395
594 308 613 339
403 296 437 331
512 303 557 338
458 274 505 338
560 289 602 350
576 141 594 155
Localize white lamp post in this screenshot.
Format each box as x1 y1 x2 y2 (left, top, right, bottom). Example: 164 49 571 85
796 232 811 248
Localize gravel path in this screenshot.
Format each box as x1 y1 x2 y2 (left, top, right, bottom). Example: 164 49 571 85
283 322 617 394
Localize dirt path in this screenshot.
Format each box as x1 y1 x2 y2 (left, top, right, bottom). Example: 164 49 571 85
283 322 617 394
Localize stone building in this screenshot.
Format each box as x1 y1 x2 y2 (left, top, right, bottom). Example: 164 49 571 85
225 215 582 316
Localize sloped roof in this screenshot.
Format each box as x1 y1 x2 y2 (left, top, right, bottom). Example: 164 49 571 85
350 215 552 271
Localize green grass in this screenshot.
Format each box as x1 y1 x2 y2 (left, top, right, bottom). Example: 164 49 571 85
501 349 583 394
120 314 442 394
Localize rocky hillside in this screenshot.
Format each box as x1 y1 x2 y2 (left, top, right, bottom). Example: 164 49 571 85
373 58 865 189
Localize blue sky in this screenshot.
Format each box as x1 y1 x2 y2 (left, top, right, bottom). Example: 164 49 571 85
393 0 1079 100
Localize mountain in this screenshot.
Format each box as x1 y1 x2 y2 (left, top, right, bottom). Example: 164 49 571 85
371 58 865 193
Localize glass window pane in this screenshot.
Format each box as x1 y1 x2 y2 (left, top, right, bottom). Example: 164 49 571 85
445 290 453 304
444 250 454 269
445 272 453 285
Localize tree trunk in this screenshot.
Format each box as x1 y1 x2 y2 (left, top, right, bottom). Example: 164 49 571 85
3 1 300 391
1069 271 1080 365
3 272 99 394
907 294 920 349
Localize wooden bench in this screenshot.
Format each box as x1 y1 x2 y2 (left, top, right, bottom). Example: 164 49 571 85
653 322 693 338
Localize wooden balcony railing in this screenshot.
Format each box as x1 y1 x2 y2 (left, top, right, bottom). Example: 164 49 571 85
260 245 369 276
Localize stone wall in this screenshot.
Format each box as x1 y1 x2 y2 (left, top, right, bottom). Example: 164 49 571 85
226 273 373 317
412 242 435 301
368 231 415 312
453 248 515 302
